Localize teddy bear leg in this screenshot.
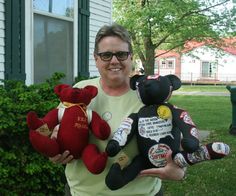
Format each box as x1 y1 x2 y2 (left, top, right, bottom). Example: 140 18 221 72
173 142 230 168
27 109 59 130
29 130 60 157
82 144 108 174
27 111 45 130
105 155 145 190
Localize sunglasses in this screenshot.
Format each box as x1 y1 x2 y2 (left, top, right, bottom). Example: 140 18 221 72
96 51 131 61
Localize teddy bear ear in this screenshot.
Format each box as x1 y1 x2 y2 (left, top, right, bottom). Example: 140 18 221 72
130 74 144 90
166 74 181 91
84 85 98 98
54 84 71 96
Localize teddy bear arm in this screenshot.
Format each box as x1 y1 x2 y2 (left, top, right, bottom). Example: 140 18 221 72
106 139 121 157
124 113 139 144
89 111 111 140
172 107 200 152
107 113 138 155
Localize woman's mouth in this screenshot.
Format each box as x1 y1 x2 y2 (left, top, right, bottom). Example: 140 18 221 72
108 67 122 72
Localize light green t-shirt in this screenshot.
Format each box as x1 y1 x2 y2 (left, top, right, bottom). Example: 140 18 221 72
65 77 161 196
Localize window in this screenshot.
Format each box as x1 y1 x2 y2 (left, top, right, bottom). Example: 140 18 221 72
33 0 74 17
33 0 75 84
167 60 173 68
159 59 175 69
161 61 166 68
201 61 217 78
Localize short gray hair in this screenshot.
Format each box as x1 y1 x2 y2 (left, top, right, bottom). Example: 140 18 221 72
94 23 133 54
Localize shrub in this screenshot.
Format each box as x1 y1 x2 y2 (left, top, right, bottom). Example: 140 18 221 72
0 73 67 195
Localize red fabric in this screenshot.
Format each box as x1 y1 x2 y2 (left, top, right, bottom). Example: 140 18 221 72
82 144 108 174
27 84 110 174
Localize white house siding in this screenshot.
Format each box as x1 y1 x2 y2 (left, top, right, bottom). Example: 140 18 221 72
217 53 236 82
0 0 5 81
2 0 112 83
181 46 236 82
89 0 112 76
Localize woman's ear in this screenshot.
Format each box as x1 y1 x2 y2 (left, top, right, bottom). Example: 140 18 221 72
94 53 98 61
94 53 99 68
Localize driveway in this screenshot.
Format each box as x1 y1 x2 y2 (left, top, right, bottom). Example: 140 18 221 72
173 91 230 96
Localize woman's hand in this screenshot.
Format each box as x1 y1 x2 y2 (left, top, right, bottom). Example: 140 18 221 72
49 150 74 164
139 150 186 180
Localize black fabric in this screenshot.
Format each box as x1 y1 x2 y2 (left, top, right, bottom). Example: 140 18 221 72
155 186 164 196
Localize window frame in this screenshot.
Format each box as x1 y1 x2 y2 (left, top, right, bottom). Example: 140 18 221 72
201 60 218 78
25 0 78 85
159 58 175 69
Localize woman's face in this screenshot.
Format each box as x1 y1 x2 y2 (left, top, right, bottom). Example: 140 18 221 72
94 36 132 87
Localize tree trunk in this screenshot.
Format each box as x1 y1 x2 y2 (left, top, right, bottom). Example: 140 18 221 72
142 36 156 75
144 57 155 75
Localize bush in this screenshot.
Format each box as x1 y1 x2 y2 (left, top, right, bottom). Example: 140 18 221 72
0 73 67 195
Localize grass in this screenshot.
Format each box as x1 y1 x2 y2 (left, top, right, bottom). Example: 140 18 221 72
162 86 236 196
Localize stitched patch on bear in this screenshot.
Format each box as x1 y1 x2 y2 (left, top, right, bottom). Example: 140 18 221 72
113 118 133 146
138 117 173 142
157 105 172 119
212 142 230 155
36 124 52 136
115 151 130 169
148 143 170 167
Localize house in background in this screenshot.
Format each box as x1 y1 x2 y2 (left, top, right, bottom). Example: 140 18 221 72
0 0 112 85
155 38 236 84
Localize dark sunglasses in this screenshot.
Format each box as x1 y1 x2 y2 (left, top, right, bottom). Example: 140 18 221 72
96 51 131 61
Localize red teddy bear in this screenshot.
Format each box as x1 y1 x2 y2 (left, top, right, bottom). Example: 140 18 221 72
27 84 111 174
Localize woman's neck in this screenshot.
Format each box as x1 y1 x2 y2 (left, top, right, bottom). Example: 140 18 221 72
100 78 130 96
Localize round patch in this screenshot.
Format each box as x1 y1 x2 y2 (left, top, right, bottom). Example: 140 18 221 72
157 105 171 119
148 143 170 167
212 142 230 155
102 111 112 121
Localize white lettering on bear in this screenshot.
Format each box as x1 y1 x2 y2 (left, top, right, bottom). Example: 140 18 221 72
138 117 174 142
113 118 133 146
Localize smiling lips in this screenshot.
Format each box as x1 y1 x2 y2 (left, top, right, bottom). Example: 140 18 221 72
108 67 122 72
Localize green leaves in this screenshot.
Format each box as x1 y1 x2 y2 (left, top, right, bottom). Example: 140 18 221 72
113 0 236 74
0 73 66 195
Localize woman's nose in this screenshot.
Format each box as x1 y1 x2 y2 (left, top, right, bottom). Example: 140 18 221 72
110 55 119 63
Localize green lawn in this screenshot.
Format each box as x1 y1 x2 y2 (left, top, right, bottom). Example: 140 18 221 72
163 91 236 196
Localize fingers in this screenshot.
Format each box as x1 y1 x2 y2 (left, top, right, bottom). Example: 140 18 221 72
138 150 186 181
49 150 74 164
139 166 185 180
139 168 163 177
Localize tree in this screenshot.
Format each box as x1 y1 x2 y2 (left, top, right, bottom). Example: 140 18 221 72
113 0 236 74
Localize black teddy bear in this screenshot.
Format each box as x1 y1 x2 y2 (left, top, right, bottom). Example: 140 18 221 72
105 74 230 190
